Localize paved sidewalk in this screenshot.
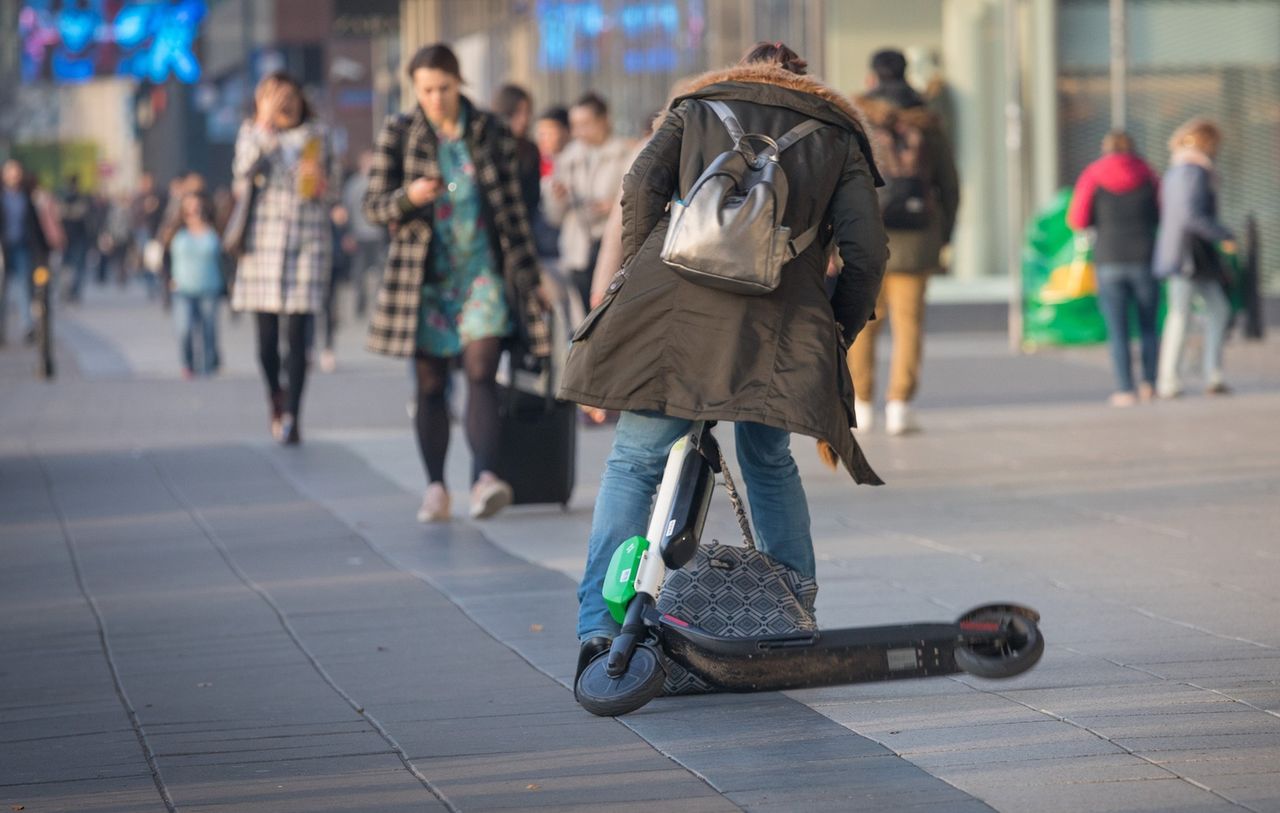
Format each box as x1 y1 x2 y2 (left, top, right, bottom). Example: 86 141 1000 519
2 284 1279 812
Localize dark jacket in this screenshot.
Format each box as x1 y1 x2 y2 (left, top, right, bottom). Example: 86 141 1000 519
1067 152 1160 265
856 83 960 274
558 64 889 484
514 136 541 228
1153 158 1232 279
1 186 50 261
362 97 549 359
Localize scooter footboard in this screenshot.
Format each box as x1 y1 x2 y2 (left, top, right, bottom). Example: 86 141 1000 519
658 617 963 692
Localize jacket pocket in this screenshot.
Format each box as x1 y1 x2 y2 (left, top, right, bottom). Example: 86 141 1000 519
570 268 627 342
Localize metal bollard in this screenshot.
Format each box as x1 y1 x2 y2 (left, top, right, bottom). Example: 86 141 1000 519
32 264 54 379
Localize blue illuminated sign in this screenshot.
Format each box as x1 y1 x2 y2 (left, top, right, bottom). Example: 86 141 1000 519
536 0 701 75
20 1 207 85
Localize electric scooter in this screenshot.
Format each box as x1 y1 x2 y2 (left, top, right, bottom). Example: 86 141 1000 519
575 421 1044 717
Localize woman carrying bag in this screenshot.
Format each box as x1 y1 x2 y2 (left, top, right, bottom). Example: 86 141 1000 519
558 42 889 666
1153 118 1236 398
363 44 550 523
231 72 335 445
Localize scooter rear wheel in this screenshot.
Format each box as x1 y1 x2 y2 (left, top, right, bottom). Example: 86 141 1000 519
575 642 666 717
954 608 1044 679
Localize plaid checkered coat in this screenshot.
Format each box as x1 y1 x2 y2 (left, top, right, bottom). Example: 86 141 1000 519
230 120 335 314
363 99 549 359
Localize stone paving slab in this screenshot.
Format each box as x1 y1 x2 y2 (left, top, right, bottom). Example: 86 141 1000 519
274 440 998 811
5 284 1280 811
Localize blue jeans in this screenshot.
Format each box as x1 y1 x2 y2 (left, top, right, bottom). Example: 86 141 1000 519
1 245 34 337
1158 275 1231 395
64 238 89 301
173 293 221 374
1095 263 1159 393
577 412 814 641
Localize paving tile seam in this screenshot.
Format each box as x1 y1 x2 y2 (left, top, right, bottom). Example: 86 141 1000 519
35 453 178 813
0 771 156 790
832 513 1279 660
1185 683 1280 721
1061 647 1280 721
147 453 461 813
153 744 396 759
149 728 374 745
255 445 742 812
950 679 1265 813
0 727 136 745
143 717 362 730
154 749 400 766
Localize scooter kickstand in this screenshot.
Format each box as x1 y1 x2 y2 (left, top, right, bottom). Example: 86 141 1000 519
606 594 654 677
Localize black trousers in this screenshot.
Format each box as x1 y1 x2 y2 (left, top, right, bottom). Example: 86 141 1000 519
255 312 312 417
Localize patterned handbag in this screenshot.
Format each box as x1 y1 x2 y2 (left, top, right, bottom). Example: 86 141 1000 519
656 447 818 695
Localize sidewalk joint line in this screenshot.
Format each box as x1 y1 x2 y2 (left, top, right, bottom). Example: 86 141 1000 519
258 443 742 810
36 454 178 813
147 453 460 813
963 681 1265 813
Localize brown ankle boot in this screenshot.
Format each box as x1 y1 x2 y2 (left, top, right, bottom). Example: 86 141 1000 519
269 391 285 441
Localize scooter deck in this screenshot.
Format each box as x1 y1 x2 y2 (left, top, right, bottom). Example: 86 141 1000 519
658 615 968 692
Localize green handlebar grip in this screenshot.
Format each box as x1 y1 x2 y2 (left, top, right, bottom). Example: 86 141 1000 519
603 535 649 625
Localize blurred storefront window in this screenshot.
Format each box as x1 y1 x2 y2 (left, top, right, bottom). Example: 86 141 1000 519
1059 0 1280 292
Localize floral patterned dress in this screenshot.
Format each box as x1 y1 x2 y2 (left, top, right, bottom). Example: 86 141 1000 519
416 111 512 356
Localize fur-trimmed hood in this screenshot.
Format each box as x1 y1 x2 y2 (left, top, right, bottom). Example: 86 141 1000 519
671 64 867 129
854 93 939 130
667 63 882 185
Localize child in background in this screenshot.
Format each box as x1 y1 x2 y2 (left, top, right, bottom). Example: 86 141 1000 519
169 192 224 377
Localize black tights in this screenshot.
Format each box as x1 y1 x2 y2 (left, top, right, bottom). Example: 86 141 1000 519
415 337 502 486
255 312 312 417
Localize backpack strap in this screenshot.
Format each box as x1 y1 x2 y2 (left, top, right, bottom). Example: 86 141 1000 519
705 100 827 259
704 100 745 143
775 119 826 154
787 221 823 260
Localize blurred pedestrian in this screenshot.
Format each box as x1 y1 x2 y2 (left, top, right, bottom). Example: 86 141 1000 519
130 172 166 298
1 159 52 345
533 106 570 259
1067 131 1161 406
493 84 541 228
363 42 549 523
168 191 223 378
561 41 888 663
60 176 91 303
232 71 335 445
97 196 131 287
1154 118 1235 398
341 151 388 316
319 203 351 373
848 48 959 435
544 91 631 312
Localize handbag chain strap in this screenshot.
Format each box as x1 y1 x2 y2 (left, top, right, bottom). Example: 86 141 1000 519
716 446 756 550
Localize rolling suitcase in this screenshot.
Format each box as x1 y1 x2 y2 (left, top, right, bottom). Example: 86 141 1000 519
496 296 576 507
497 384 576 507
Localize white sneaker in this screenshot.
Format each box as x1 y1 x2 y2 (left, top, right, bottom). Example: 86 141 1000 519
470 472 514 520
853 398 874 432
416 483 451 523
885 400 921 436
319 349 337 373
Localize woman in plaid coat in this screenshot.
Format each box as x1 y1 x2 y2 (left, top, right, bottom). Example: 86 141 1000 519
364 44 549 523
232 72 335 445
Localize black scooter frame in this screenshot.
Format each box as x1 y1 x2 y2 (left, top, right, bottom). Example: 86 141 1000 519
656 603 1043 692
579 423 1043 714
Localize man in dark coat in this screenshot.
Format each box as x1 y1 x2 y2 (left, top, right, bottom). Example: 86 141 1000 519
1 159 50 345
559 47 889 657
848 49 960 436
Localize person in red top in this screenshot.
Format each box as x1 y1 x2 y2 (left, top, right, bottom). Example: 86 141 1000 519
1067 131 1161 406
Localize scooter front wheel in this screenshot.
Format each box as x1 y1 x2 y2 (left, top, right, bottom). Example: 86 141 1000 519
954 606 1044 679
575 642 666 716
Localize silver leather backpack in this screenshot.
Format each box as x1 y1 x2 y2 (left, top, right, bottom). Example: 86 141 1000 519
660 100 827 295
